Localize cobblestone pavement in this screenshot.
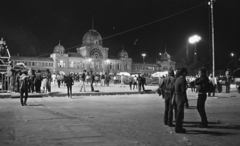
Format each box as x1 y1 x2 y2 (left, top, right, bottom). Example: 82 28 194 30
0 90 240 146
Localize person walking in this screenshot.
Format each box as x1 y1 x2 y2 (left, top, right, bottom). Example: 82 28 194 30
105 73 110 86
65 73 74 98
35 70 42 93
41 71 48 93
195 67 209 128
128 75 134 90
56 73 61 88
137 74 142 92
15 70 21 93
46 69 52 93
174 68 188 133
51 73 56 85
80 70 86 92
28 70 35 93
159 69 175 127
120 74 125 87
141 75 146 92
208 74 216 96
133 75 138 90
90 71 95 92
19 70 29 106
225 69 231 93
100 73 105 86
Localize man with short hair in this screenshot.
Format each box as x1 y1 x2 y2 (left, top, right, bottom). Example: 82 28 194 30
80 70 86 92
174 68 188 133
195 67 209 128
160 69 175 127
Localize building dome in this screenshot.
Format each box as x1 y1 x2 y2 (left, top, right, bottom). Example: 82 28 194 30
118 50 128 58
82 29 103 46
53 42 65 53
161 52 171 61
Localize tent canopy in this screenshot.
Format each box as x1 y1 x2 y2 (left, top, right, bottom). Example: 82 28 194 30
117 72 130 76
151 71 168 77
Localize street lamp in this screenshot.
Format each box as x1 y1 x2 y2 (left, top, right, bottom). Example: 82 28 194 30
230 53 237 69
188 35 201 63
142 53 146 64
159 53 162 61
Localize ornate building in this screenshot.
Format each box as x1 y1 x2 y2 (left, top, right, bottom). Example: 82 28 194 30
10 29 175 74
157 51 176 71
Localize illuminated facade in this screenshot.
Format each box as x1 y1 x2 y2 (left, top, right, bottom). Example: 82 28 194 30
11 29 175 74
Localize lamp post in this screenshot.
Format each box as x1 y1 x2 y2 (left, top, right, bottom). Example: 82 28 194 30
231 53 237 69
159 53 162 61
142 53 146 64
209 0 215 77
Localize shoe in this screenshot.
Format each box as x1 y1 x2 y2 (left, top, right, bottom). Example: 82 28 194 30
21 103 24 106
175 128 186 133
24 102 27 106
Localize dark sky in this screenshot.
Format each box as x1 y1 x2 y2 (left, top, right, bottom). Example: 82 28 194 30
0 0 239 70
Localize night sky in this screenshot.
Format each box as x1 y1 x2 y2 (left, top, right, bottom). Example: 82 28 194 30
0 0 239 70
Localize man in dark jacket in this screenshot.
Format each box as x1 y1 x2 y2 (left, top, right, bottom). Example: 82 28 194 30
195 67 209 128
137 74 143 92
65 73 74 98
174 68 188 133
20 70 29 106
160 69 175 127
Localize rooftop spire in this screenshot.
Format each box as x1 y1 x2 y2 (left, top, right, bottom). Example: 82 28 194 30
122 46 124 51
59 40 61 45
165 45 167 53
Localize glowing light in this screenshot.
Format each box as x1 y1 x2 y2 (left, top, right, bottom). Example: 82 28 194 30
188 35 201 44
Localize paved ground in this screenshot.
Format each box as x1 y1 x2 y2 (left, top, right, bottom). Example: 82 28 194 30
1 85 240 146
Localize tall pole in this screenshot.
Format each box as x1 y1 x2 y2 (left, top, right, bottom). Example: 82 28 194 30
210 0 215 77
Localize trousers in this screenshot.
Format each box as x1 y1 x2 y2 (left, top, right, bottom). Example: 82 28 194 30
20 89 28 105
67 86 72 97
197 93 208 125
175 95 185 131
164 98 173 125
